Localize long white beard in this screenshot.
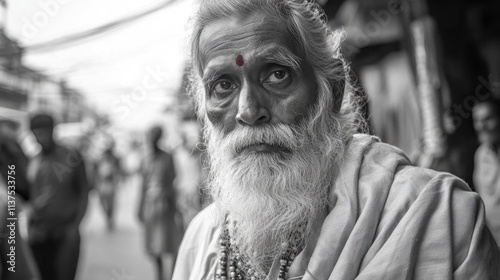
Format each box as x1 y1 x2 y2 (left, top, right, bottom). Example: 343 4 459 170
204 108 347 273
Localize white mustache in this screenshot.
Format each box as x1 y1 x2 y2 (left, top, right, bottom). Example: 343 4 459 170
219 124 304 155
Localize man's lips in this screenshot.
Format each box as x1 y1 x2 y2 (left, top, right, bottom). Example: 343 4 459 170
238 143 290 154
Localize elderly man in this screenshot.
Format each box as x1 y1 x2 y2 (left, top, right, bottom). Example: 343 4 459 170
473 99 500 246
173 1 500 279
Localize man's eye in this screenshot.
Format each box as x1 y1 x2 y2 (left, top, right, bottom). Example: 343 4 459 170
266 70 290 83
212 81 236 96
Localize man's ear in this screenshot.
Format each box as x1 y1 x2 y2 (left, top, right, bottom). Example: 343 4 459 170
332 77 345 113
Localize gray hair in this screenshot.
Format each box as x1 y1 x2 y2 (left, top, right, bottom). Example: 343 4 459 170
188 0 366 145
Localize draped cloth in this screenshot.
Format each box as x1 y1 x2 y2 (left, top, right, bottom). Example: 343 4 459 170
172 135 500 280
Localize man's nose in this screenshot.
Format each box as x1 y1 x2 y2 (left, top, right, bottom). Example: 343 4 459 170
236 84 270 126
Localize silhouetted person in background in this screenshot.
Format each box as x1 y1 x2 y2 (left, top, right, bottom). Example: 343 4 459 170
0 119 40 280
473 99 500 246
138 126 182 280
0 119 31 200
27 114 89 280
94 141 121 231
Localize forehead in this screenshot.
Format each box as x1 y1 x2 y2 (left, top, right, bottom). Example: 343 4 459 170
198 12 299 69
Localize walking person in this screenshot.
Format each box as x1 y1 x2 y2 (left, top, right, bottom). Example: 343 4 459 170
473 99 500 246
27 114 89 280
0 118 40 280
94 142 122 231
138 126 183 280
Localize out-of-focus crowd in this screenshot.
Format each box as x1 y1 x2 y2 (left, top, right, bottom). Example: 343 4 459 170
0 113 206 280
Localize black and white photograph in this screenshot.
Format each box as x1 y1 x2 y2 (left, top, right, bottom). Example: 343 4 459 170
0 0 499 279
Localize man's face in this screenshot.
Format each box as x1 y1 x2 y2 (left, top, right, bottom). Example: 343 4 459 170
473 103 500 147
198 12 318 154
197 13 347 269
32 127 54 152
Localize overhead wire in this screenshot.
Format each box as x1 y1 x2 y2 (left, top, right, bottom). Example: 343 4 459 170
3 0 188 104
81 85 178 94
22 0 182 53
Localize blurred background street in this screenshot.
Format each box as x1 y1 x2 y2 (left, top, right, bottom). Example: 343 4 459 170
78 182 154 280
0 0 499 279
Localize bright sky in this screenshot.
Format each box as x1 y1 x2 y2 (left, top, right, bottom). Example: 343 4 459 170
5 0 197 130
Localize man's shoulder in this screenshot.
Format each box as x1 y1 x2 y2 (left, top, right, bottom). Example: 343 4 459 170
346 134 410 169
341 134 472 202
351 133 409 155
323 135 499 278
339 135 481 239
341 134 411 185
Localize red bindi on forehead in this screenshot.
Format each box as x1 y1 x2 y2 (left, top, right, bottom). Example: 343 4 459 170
236 55 244 66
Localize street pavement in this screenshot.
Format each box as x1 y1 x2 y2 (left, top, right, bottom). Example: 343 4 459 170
77 181 155 280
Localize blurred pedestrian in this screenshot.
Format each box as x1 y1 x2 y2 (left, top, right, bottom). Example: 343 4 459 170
0 119 40 280
94 141 122 231
473 99 500 246
138 126 183 280
0 119 31 200
26 114 89 280
0 174 40 280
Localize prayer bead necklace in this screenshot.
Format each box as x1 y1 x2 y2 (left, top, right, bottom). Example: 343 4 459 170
215 223 301 280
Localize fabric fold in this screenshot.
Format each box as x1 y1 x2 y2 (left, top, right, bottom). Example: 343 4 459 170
172 134 500 280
